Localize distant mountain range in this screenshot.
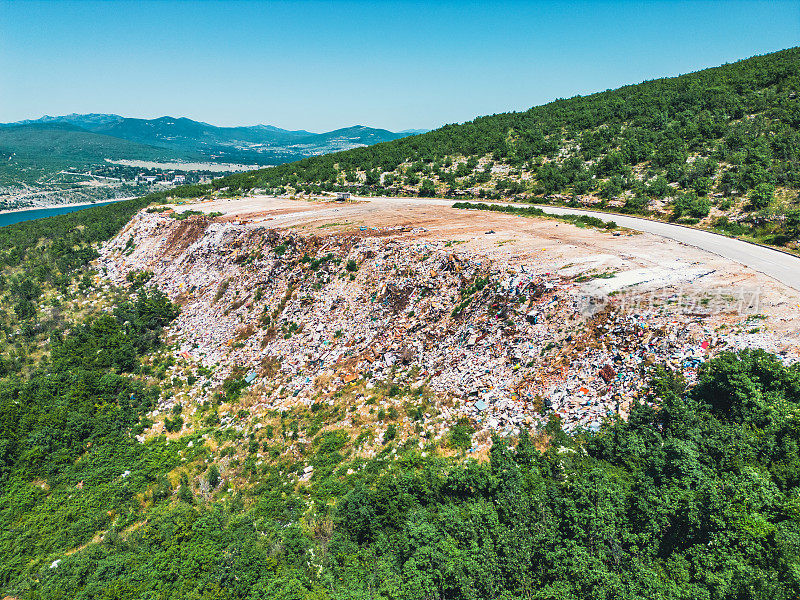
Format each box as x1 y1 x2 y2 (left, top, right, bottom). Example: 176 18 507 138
1 114 427 165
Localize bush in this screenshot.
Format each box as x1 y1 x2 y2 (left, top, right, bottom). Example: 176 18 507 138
599 176 624 199
785 210 800 240
164 415 183 433
207 464 220 488
419 179 436 197
383 424 397 444
692 176 713 196
178 473 193 502
712 216 749 236
622 194 648 213
672 192 710 220
449 417 474 450
647 176 670 198
749 182 775 210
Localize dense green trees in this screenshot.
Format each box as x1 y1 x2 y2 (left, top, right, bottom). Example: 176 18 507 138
205 48 800 205
0 286 178 483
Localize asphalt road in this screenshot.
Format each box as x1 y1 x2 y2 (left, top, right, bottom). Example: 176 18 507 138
369 197 800 292
529 204 800 292
180 194 800 292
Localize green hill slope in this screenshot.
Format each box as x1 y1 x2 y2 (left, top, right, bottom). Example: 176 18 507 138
0 123 199 184
216 47 800 245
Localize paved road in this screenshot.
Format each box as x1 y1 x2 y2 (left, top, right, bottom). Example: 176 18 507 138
181 194 800 292
365 197 800 292
529 204 800 292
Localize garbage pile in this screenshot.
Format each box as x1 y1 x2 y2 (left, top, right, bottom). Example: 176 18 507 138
97 210 781 451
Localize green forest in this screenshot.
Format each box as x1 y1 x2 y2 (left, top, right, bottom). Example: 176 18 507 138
195 47 799 249
0 196 796 598
0 124 197 186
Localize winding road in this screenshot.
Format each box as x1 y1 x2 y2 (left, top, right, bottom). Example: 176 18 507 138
369 197 800 291
527 204 800 292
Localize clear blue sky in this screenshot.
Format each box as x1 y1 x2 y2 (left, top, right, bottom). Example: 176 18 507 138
1 0 798 132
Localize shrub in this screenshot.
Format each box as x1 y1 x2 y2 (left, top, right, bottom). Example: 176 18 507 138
449 417 474 450
749 182 775 210
207 464 220 488
164 415 183 433
178 473 193 502
672 192 710 219
383 424 397 444
622 194 648 213
785 210 800 240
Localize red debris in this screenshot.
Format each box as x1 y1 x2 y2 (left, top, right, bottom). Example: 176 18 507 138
598 364 616 383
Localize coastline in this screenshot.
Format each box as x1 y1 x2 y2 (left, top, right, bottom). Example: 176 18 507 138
0 196 136 216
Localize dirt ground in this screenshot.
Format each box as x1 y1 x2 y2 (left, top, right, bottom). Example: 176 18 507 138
172 195 800 349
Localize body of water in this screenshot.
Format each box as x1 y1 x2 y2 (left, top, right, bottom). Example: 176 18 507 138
0 202 116 228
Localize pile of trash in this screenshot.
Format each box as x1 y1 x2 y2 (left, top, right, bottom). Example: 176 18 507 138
97 210 773 452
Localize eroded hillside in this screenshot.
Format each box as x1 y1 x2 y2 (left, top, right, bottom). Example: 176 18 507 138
96 205 800 472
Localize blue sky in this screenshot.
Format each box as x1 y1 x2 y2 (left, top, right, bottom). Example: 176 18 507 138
1 0 798 132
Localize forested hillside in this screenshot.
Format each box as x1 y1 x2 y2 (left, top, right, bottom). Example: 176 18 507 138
0 197 796 598
213 47 800 247
0 123 197 184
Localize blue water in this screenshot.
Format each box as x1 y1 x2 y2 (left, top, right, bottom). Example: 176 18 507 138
0 201 116 228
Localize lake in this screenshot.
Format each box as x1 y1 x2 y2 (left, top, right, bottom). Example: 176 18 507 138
0 202 117 228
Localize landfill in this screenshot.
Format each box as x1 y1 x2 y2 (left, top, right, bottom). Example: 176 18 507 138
97 210 799 453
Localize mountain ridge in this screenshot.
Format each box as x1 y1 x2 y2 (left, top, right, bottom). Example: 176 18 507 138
2 114 427 161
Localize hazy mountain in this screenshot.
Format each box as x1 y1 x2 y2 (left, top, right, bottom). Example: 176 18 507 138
398 128 431 135
89 116 305 150
3 114 421 163
11 113 123 129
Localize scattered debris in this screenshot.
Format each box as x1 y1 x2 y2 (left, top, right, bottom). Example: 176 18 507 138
97 210 800 454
